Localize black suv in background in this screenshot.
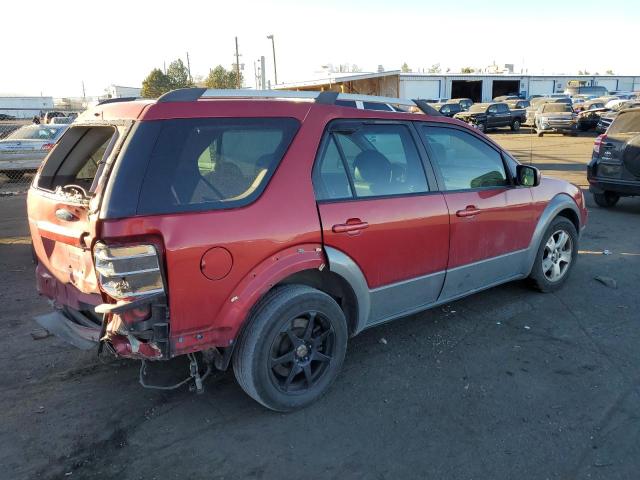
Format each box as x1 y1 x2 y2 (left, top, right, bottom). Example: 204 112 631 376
454 102 526 132
587 108 640 207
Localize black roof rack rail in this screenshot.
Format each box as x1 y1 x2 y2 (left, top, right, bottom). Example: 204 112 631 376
411 99 442 116
152 88 441 117
157 88 207 103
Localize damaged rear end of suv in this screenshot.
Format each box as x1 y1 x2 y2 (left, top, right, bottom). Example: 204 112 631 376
29 99 172 360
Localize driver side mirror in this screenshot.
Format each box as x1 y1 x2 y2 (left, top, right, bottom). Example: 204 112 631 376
516 165 541 187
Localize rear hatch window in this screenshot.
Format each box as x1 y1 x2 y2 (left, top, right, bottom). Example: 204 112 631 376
136 117 299 215
608 111 640 138
37 125 122 196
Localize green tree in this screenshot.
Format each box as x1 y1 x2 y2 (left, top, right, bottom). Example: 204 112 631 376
204 65 243 89
140 68 173 98
167 59 193 88
427 63 441 73
605 69 614 75
461 66 475 73
401 62 411 73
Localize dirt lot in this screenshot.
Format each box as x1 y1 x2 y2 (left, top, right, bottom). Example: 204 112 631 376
1 131 639 480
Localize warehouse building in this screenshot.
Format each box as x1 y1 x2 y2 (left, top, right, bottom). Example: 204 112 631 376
277 71 640 101
0 96 54 119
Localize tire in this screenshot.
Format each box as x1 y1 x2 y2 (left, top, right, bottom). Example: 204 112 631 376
511 119 521 132
477 122 487 133
233 284 348 412
537 131 543 137
593 191 620 208
528 217 578 293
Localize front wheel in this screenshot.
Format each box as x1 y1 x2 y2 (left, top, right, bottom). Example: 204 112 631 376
511 119 521 131
528 217 578 292
233 285 348 412
477 122 487 133
593 191 620 208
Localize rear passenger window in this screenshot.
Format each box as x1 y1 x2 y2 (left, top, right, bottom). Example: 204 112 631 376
314 138 353 201
137 118 299 214
314 123 429 199
420 126 508 190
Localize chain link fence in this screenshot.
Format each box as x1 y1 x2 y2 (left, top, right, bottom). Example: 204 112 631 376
1 109 82 195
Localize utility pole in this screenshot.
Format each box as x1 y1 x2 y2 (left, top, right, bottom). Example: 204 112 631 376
186 51 192 84
260 56 266 90
267 34 277 85
81 81 86 102
234 37 241 89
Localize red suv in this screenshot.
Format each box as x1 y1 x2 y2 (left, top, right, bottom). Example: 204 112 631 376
28 89 587 411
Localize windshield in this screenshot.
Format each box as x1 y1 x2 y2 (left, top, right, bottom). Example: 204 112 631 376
541 104 572 113
469 104 488 113
608 111 640 136
7 125 64 140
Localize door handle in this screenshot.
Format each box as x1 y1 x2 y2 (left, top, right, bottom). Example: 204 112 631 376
456 205 482 217
332 219 369 234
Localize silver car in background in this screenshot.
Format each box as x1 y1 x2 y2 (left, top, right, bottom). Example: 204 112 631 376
0 124 67 177
535 103 577 137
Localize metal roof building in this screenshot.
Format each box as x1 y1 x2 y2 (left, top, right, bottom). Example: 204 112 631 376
276 71 640 102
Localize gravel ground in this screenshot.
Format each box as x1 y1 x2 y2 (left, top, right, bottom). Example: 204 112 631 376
1 129 639 480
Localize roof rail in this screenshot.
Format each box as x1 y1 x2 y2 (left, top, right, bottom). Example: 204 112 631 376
96 97 139 106
154 88 441 115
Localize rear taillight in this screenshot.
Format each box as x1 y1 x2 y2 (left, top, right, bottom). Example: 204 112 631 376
41 143 55 151
593 134 607 155
93 243 164 300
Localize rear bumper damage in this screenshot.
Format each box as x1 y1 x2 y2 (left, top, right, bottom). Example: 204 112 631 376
35 262 170 360
34 309 100 350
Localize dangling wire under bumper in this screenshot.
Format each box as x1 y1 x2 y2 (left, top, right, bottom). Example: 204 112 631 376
138 353 212 394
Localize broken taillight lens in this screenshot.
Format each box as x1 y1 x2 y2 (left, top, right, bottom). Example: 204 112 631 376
93 243 164 300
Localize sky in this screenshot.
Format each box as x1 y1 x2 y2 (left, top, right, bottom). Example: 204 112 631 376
2 0 639 97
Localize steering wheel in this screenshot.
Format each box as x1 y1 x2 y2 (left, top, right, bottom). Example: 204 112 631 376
61 184 89 198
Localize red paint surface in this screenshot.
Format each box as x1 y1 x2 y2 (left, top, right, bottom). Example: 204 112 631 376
318 195 450 288
443 187 536 268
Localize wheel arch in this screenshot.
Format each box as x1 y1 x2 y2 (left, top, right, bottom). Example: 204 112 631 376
276 269 359 336
526 193 581 275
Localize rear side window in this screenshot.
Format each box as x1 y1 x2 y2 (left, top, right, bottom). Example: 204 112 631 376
420 126 508 190
37 126 119 193
137 118 299 214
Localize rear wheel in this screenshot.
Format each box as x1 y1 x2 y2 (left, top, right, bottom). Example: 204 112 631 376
233 285 348 412
593 191 620 208
537 131 544 137
528 217 578 292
